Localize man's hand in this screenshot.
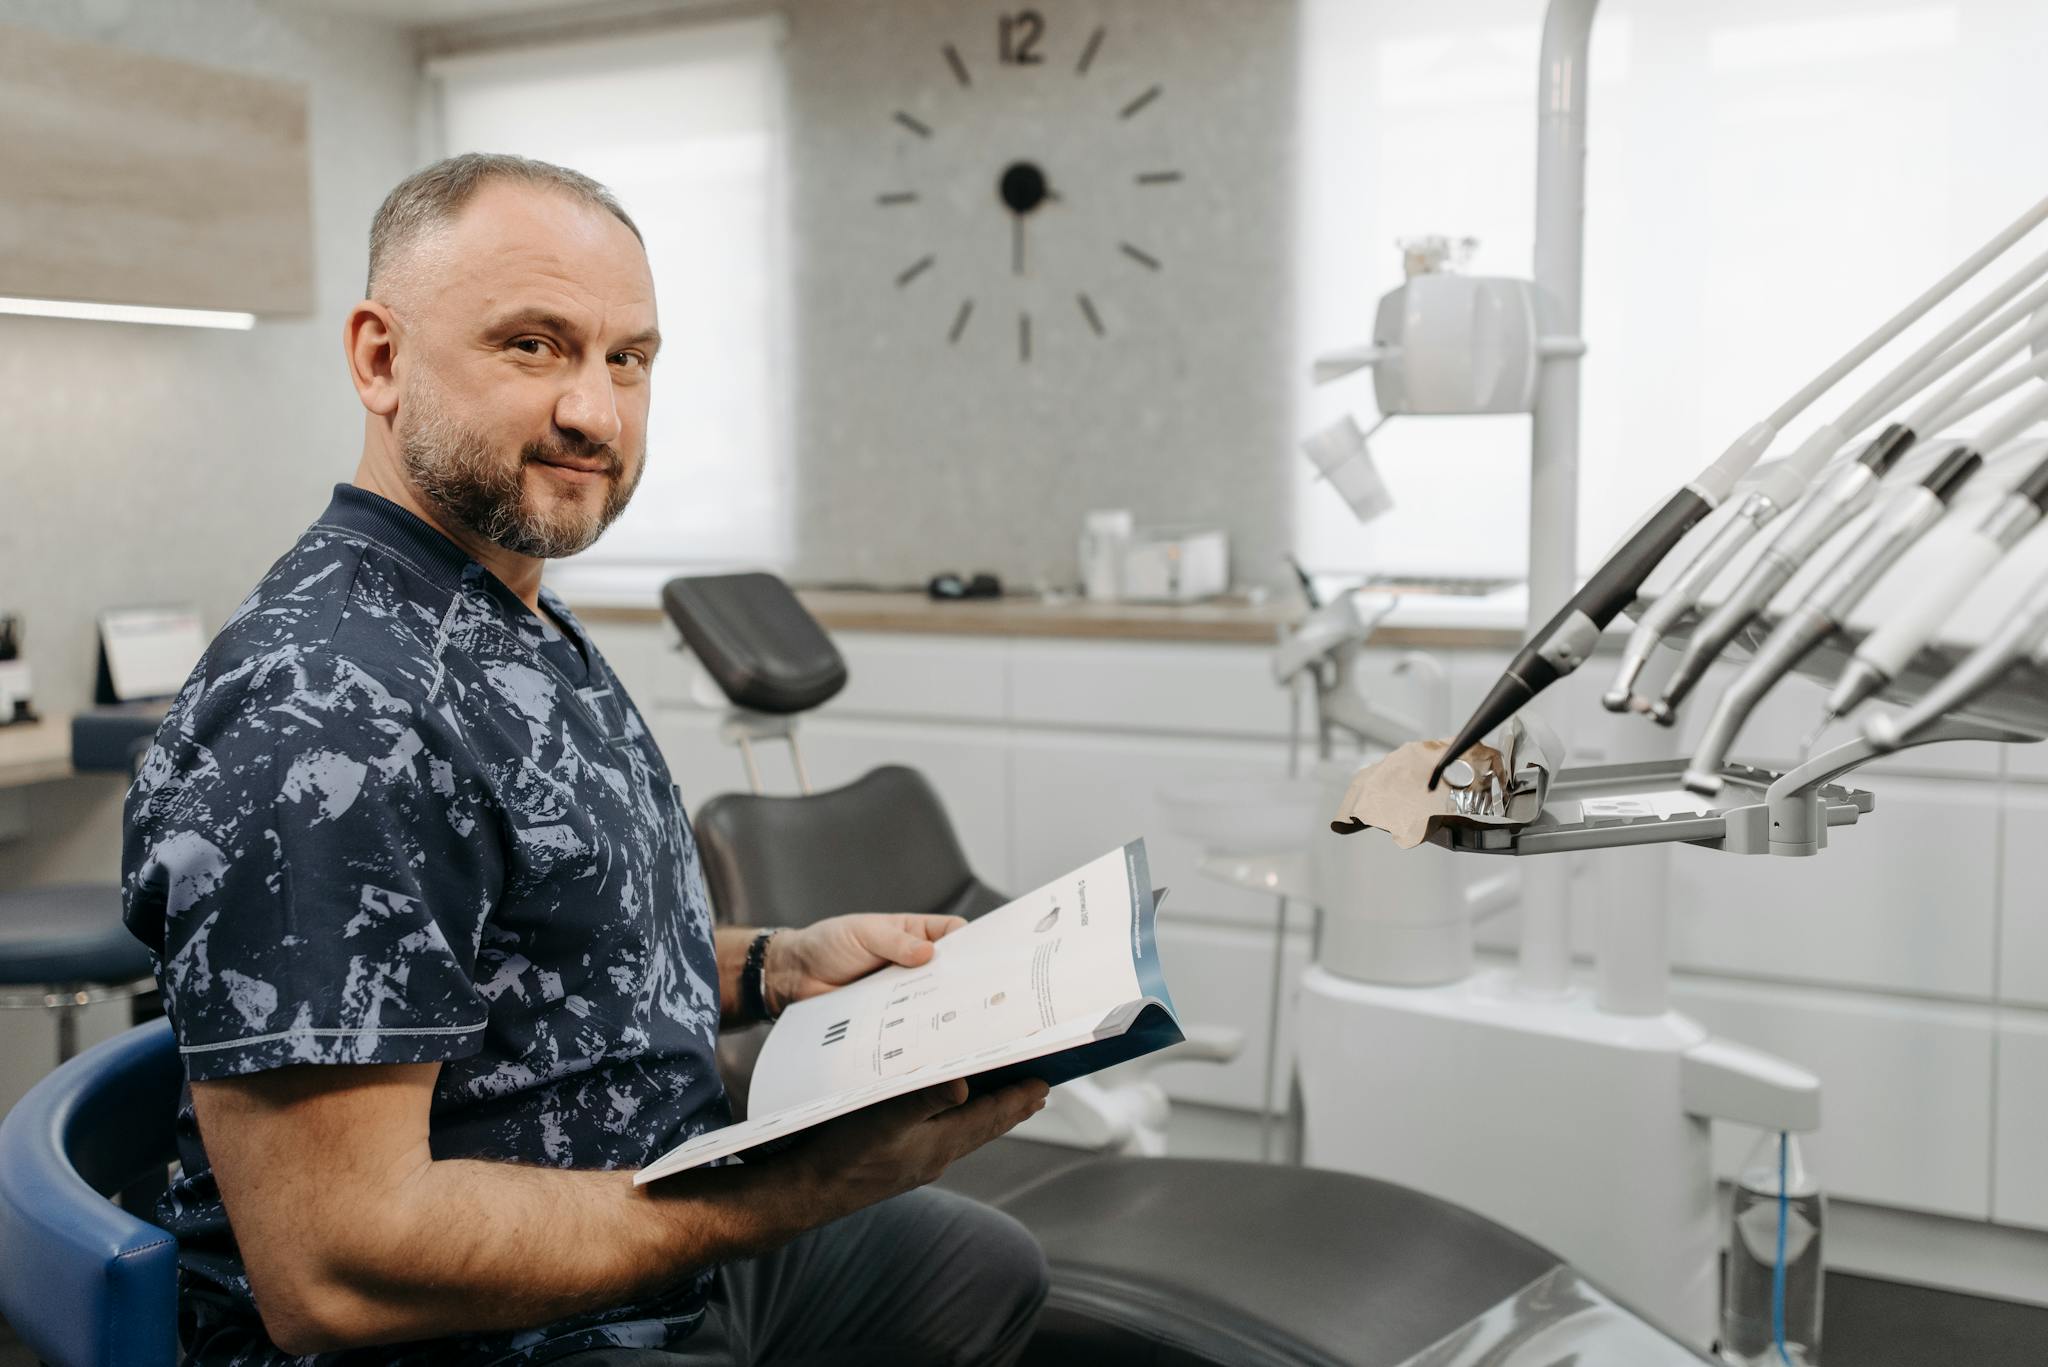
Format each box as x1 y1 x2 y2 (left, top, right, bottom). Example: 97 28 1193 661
775 1077 1049 1223
765 913 967 1013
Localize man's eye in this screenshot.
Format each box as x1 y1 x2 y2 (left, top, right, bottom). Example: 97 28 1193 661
511 338 550 356
610 351 648 372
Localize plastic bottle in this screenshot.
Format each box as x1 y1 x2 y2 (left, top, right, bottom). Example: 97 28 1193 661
1721 1131 1825 1365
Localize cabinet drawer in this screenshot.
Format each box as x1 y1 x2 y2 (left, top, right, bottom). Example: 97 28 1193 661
1010 639 1293 738
1999 787 2048 1007
1148 918 1312 1113
1672 977 1994 1219
1010 730 1299 929
1994 1012 2048 1231
1664 777 1998 999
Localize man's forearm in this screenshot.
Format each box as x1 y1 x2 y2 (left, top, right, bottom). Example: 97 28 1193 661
280 1155 809 1351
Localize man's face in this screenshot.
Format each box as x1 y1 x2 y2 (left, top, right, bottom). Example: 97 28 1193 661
391 181 660 560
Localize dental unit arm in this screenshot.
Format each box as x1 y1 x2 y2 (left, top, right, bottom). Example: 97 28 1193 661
1274 592 1443 753
1681 445 1984 795
1828 449 2048 718
1429 191 2048 788
1863 568 2048 752
1621 276 2048 720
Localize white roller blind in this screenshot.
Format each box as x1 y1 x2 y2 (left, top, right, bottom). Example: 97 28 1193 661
430 16 790 576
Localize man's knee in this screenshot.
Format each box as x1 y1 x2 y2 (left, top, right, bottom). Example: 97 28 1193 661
923 1192 1049 1362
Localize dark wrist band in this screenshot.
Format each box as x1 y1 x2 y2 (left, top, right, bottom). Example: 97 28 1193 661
740 929 781 1023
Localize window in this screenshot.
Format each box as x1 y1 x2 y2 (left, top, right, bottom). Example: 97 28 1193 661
1297 0 2031 581
429 15 790 590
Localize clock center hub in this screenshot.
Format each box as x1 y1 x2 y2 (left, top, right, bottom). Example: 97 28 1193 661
998 161 1050 215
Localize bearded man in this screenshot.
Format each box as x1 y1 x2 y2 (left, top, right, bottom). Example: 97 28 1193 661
122 153 1049 1366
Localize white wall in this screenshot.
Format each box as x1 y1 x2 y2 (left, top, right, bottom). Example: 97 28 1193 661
0 0 424 886
1297 0 2048 580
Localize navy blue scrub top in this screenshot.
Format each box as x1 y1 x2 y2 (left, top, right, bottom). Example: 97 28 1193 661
122 485 730 1364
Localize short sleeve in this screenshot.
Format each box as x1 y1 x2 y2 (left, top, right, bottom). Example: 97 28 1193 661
123 647 504 1081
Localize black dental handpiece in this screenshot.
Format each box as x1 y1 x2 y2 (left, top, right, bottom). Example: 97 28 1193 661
1427 486 1715 789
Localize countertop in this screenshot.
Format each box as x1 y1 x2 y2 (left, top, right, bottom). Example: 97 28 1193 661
569 586 1529 650
0 714 73 789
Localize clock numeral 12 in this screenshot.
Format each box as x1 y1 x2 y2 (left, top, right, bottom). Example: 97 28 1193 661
999 10 1045 65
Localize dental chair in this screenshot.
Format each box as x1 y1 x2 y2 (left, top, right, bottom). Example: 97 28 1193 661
662 573 1714 1366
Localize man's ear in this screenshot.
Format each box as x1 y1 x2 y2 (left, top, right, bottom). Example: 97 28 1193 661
343 299 402 418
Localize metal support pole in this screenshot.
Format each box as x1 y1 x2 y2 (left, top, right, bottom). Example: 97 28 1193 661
1517 0 1600 996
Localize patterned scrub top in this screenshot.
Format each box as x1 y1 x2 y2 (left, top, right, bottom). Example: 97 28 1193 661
121 485 731 1365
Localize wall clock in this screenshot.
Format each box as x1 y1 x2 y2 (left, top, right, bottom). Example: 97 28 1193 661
877 8 1184 363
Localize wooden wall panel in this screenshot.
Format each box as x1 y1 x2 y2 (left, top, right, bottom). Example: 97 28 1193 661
0 23 313 314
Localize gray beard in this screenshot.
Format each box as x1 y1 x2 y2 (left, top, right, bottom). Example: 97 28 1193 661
398 378 641 560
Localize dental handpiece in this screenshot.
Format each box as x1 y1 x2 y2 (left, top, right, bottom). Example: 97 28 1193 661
1828 452 2048 719
1648 424 1920 724
1862 570 2048 752
1427 192 2048 790
1612 283 2048 717
1681 447 1984 795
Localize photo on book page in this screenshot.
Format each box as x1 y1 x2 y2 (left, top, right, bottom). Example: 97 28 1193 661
635 840 1181 1184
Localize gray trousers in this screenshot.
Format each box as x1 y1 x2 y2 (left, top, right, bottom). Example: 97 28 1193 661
556 1187 1049 1367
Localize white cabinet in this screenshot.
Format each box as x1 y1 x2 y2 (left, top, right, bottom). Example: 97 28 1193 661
1999 786 2048 1008
1009 729 1295 929
1664 777 2000 1000
1149 917 1312 1112
1010 638 1293 738
1674 976 1995 1220
1994 1011 2048 1231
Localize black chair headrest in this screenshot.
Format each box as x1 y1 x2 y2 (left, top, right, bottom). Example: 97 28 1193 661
660 573 848 715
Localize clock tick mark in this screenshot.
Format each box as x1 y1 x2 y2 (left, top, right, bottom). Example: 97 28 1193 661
1136 171 1184 185
948 299 974 345
893 111 934 138
876 191 920 206
1019 312 1032 363
1076 26 1106 75
896 254 936 288
1077 293 1106 338
1119 242 1163 272
942 44 971 88
1119 85 1162 120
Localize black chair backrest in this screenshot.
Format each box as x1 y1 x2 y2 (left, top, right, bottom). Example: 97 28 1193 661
692 765 1008 1118
694 765 1007 929
661 572 847 715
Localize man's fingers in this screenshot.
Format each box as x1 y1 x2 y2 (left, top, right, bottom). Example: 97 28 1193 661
932 1079 1049 1149
908 914 969 942
862 921 941 968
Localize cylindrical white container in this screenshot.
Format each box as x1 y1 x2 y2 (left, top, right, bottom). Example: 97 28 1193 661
1310 759 1476 986
1078 509 1132 601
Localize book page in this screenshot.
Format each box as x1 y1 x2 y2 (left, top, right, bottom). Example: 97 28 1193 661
747 842 1153 1117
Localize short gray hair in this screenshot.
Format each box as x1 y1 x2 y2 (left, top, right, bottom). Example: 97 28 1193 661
366 152 644 297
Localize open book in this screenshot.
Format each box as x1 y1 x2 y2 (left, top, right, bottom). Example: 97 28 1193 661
636 841 1182 1184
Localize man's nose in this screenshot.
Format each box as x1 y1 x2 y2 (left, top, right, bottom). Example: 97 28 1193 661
555 358 623 448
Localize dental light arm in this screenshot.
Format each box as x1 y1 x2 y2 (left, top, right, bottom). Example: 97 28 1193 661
1609 257 2048 714
1429 191 2048 789
1682 446 1986 794
1863 569 2048 751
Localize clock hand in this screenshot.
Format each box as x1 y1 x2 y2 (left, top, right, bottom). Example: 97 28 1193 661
1013 215 1025 277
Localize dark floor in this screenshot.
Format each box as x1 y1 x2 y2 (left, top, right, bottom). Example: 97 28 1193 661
3 1271 2043 1364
